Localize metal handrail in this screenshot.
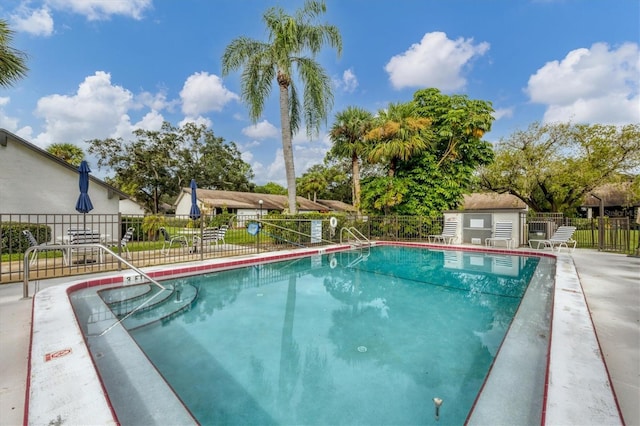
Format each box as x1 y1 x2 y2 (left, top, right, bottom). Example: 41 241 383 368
340 227 371 245
256 219 338 246
23 243 166 299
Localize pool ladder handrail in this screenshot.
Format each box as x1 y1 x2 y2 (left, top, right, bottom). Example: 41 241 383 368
23 243 166 298
255 219 338 247
340 227 371 246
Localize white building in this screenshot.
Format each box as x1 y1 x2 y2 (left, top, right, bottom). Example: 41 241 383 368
0 129 134 239
0 129 130 214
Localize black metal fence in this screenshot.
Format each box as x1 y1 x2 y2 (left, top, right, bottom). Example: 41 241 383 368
2 212 636 284
528 213 636 254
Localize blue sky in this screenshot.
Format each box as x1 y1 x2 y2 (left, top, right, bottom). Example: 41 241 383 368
1 0 638 185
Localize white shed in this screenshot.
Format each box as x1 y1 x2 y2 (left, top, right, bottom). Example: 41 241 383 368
445 192 529 247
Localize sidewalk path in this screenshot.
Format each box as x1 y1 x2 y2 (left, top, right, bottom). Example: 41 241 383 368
571 250 640 426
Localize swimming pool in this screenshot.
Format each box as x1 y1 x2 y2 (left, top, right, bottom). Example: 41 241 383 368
69 245 549 425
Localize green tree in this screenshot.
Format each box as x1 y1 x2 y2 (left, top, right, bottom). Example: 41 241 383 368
478 122 640 213
359 90 495 216
46 143 84 166
365 102 432 177
329 106 374 213
255 182 287 195
297 162 350 203
88 122 253 213
0 20 28 88
222 0 342 214
297 166 327 202
175 122 254 192
413 88 494 167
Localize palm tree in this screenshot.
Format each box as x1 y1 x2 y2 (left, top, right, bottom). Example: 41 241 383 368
366 102 432 177
0 19 28 88
47 143 85 166
222 0 342 214
329 106 373 213
298 168 326 202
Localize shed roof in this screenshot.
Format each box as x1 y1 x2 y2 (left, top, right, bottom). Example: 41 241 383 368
460 192 528 210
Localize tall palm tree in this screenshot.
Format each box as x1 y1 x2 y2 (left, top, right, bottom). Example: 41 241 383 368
222 0 342 214
0 19 28 88
366 102 432 177
329 106 373 213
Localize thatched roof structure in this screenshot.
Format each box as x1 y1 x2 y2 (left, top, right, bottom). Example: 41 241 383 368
582 182 640 207
459 192 528 210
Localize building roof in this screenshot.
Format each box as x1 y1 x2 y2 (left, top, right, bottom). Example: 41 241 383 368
183 188 334 212
317 199 358 212
582 182 640 207
459 192 528 210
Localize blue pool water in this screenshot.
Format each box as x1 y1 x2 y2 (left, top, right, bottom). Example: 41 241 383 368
119 246 539 425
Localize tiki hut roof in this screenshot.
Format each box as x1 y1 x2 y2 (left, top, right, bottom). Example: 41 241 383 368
582 182 640 207
459 192 528 210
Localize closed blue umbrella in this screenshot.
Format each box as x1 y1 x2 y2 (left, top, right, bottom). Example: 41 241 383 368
189 179 201 220
75 160 94 214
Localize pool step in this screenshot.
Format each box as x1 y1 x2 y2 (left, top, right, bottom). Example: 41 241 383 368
100 282 198 330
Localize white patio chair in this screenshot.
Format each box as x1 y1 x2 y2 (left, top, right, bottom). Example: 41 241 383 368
428 221 458 244
541 226 577 252
159 227 188 255
111 227 135 259
22 229 63 266
485 221 514 249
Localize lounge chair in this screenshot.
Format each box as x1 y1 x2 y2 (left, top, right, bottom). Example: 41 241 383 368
112 227 135 259
540 226 577 252
65 229 103 265
193 225 228 251
428 221 458 244
22 229 63 266
159 227 188 255
485 221 514 249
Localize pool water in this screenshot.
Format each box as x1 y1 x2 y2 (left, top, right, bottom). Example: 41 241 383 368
123 246 539 425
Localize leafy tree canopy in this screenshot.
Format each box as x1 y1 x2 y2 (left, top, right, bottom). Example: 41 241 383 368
297 163 350 203
478 122 640 214
254 182 287 195
88 122 254 213
360 88 495 216
47 143 84 166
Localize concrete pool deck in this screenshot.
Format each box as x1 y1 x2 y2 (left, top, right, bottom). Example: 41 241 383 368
1 247 638 425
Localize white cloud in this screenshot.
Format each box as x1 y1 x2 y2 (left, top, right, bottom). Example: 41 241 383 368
493 107 514 120
526 42 640 124
135 91 173 112
242 120 278 139
11 7 54 37
292 128 330 146
335 68 358 93
44 0 152 21
385 31 489 91
179 115 212 129
180 72 239 117
32 71 135 147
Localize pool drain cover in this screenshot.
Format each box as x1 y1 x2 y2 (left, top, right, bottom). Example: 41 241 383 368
357 346 367 353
